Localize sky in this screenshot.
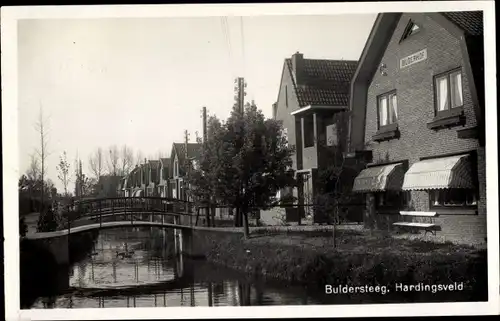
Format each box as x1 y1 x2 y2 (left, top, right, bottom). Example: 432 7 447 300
18 14 376 192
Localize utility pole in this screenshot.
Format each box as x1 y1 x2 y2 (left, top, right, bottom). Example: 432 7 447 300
184 129 190 213
202 107 207 144
233 77 247 228
233 77 247 114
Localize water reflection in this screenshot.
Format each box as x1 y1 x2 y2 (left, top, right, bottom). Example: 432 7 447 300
30 226 323 308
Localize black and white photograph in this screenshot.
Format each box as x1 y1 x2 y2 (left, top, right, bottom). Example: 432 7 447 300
2 1 498 319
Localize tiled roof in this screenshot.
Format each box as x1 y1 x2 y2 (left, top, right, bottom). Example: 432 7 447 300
149 160 159 167
441 11 483 36
173 143 202 161
286 58 357 107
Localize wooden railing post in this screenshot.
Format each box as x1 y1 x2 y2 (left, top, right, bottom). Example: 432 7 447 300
99 200 102 228
131 198 134 226
112 199 115 221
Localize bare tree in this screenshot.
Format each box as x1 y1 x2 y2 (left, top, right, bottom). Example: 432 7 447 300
120 145 134 175
56 151 71 196
26 153 40 182
135 150 145 166
34 104 50 211
106 145 120 176
88 147 104 181
156 150 167 160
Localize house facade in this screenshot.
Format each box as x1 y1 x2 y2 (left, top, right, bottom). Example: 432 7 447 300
157 158 171 198
170 143 202 201
349 12 485 245
125 164 147 197
146 160 160 197
273 52 361 223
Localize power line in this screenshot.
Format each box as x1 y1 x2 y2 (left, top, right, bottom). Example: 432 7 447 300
222 16 235 78
240 16 245 77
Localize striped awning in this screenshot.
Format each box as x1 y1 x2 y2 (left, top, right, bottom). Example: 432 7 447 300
352 163 405 193
402 154 474 190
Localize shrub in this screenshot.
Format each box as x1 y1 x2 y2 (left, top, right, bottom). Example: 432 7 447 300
37 208 61 232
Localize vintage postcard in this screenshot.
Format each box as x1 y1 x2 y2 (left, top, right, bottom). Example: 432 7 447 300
2 1 498 320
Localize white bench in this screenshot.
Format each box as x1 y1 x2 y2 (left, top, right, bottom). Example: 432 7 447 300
393 211 438 235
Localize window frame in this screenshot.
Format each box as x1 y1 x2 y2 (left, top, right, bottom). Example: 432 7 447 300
428 188 478 210
285 85 289 108
433 67 464 117
376 90 398 130
399 20 421 43
174 159 179 177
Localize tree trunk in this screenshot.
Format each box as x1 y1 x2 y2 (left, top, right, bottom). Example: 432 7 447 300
205 204 211 227
242 210 250 239
234 207 243 227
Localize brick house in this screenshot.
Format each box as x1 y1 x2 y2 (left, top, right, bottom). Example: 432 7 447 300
145 160 160 197
348 12 485 245
272 52 359 223
126 163 147 197
156 158 171 198
170 142 202 201
117 176 127 197
94 175 123 198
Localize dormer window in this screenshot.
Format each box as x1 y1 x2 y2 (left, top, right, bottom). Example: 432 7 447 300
400 20 421 42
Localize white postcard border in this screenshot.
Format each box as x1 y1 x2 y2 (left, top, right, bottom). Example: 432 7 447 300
2 1 498 320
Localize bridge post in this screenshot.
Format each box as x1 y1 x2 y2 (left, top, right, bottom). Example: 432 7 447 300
131 198 134 226
112 199 114 221
162 202 165 224
99 200 102 228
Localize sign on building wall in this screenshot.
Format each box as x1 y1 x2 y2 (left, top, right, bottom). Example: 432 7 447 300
326 124 338 146
400 49 427 69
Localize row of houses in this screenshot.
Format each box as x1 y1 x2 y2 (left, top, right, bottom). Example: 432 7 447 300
115 143 202 201
272 11 485 245
110 11 485 245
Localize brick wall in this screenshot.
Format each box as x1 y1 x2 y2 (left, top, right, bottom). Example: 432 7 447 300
363 13 486 245
365 13 479 163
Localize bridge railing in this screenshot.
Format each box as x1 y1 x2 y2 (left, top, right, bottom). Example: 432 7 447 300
60 197 196 231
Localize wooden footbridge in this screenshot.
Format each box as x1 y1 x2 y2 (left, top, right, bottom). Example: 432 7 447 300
25 197 204 240
23 197 236 264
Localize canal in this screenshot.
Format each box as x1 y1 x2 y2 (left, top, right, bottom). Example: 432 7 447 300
25 226 329 308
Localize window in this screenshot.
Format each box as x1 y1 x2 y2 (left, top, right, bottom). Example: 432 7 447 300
375 191 408 210
285 86 289 108
174 160 179 177
303 114 315 148
377 91 398 128
326 124 338 146
400 20 421 41
429 189 477 208
434 69 463 113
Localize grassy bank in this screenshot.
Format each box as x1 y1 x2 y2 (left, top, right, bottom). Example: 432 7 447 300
192 228 487 302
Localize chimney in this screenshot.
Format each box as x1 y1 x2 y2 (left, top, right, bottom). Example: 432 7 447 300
292 51 304 84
